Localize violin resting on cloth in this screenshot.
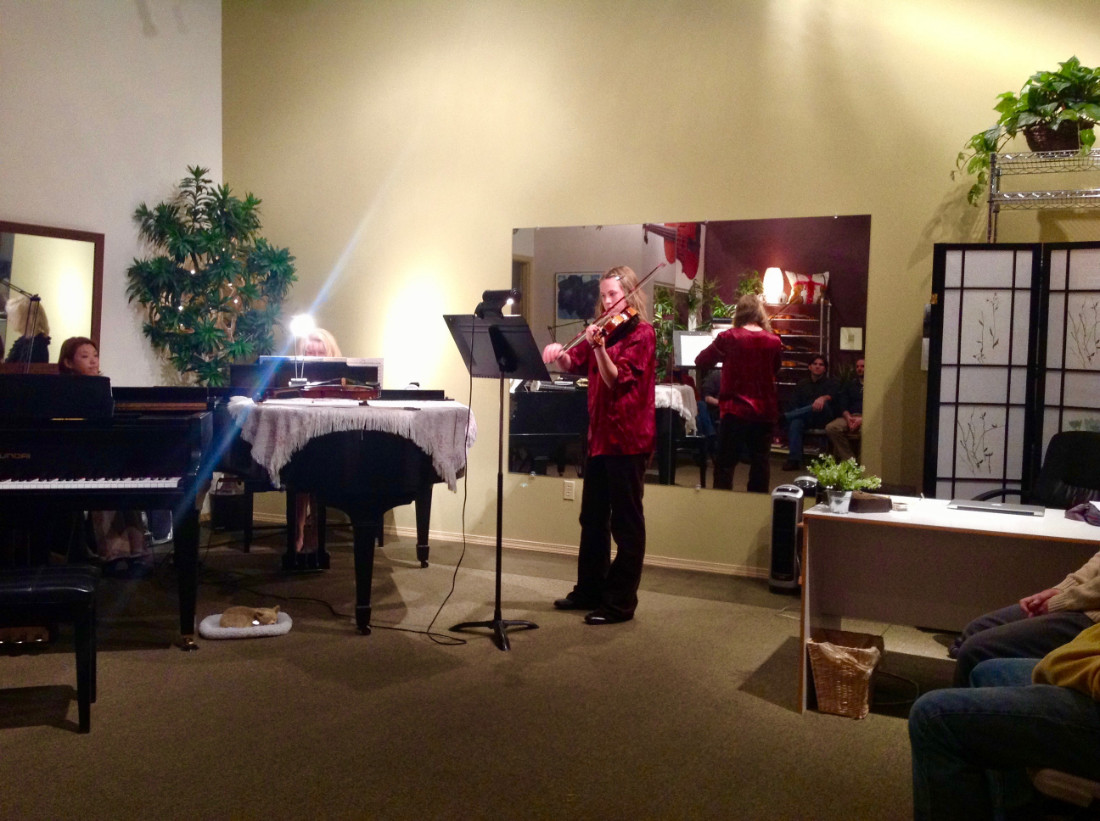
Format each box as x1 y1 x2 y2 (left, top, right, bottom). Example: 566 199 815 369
265 380 380 402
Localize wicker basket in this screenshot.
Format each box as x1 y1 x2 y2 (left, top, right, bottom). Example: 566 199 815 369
1024 122 1093 152
807 629 884 719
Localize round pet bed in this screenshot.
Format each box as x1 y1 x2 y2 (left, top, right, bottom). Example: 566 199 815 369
198 611 293 640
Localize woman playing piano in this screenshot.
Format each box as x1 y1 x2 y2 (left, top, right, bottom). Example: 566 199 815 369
541 266 656 625
59 337 151 574
293 327 341 551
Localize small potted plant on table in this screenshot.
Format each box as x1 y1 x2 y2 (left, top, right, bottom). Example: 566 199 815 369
807 454 882 514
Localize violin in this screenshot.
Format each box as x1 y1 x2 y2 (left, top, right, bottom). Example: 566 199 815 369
560 306 640 354
265 380 380 401
589 306 639 348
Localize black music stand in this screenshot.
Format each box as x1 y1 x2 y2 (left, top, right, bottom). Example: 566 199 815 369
444 313 550 650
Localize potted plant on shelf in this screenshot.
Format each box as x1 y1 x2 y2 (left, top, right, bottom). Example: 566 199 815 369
954 56 1100 205
807 454 882 514
126 166 297 385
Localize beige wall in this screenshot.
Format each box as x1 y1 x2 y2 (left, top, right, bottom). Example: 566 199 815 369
224 0 1100 575
0 0 222 383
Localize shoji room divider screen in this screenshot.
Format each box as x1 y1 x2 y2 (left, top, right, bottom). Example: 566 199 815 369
924 242 1100 499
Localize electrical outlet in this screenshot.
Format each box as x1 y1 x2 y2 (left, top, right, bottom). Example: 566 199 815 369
563 480 575 501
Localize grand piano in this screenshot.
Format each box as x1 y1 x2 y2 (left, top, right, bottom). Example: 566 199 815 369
0 374 213 649
224 391 475 634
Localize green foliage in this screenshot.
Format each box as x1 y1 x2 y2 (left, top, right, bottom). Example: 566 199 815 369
736 270 762 297
807 454 882 492
652 279 735 381
126 166 297 385
955 56 1100 206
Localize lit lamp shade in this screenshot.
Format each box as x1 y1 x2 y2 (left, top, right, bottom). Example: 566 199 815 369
762 267 785 304
288 313 316 339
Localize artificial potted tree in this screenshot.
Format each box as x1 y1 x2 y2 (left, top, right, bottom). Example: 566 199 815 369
126 166 297 385
807 454 882 514
954 56 1100 205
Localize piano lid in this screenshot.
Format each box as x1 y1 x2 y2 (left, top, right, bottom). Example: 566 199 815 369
0 374 113 421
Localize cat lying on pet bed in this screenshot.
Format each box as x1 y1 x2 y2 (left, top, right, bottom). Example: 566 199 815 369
198 605 292 639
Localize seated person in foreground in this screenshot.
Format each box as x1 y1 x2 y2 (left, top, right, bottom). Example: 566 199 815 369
293 327 341 552
909 624 1100 820
824 357 863 461
781 354 836 471
949 548 1100 687
59 337 151 572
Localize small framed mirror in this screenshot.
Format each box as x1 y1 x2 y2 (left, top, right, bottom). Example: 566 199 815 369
0 220 103 367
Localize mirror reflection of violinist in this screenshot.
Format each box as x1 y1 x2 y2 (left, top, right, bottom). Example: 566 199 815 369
540 266 656 626
694 294 781 494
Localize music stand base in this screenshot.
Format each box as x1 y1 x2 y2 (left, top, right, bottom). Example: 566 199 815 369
451 617 539 652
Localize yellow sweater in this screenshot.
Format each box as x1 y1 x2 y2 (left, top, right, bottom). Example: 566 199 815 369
1047 549 1100 622
1033 622 1100 699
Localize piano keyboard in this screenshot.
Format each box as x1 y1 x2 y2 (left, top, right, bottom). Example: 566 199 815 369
0 476 182 491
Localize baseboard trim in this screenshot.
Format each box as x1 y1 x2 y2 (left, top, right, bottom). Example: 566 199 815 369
233 514 767 580
385 525 769 580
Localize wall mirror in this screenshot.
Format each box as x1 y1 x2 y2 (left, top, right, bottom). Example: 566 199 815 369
0 220 103 366
509 215 871 492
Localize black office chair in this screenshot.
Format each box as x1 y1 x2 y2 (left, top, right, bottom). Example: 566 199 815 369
974 431 1100 510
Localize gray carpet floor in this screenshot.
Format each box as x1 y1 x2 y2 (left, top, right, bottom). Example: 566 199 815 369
0 526 956 820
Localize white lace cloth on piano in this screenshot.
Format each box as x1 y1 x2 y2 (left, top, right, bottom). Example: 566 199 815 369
654 384 697 435
226 397 477 491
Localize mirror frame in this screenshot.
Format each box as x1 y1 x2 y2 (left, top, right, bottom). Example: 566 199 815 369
0 219 104 352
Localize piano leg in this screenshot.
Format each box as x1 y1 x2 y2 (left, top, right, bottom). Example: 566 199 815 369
173 508 200 651
350 519 379 635
415 485 433 568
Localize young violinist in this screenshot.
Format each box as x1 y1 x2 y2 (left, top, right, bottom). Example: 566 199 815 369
541 266 656 625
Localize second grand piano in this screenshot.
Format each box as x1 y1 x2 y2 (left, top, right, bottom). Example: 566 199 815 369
0 374 214 649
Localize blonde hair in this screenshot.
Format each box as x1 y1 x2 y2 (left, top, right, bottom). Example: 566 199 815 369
593 265 650 323
5 292 50 337
295 327 341 357
733 293 770 331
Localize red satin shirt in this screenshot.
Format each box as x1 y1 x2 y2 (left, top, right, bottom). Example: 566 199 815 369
694 326 781 423
567 320 656 456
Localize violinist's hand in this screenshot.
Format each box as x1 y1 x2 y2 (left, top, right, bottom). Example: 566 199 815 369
585 324 604 348
1020 588 1059 617
542 342 565 365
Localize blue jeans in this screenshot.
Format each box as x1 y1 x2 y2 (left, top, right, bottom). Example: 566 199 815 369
909 658 1100 820
952 604 1093 687
784 404 828 464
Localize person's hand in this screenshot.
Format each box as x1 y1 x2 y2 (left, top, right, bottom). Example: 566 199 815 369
848 414 862 432
585 323 604 348
541 342 565 365
812 396 829 412
1020 588 1059 617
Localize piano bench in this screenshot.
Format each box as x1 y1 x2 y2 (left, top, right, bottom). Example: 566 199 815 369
0 566 99 733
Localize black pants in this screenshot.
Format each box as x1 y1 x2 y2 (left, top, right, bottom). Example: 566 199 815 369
715 415 772 493
571 454 647 617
